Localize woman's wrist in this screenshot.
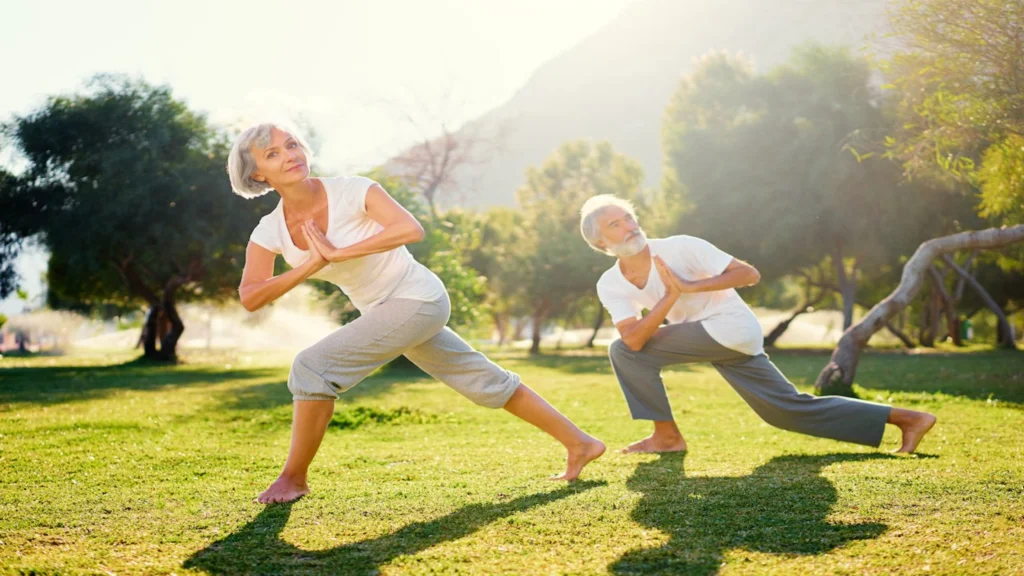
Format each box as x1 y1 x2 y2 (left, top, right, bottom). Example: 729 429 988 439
329 247 352 263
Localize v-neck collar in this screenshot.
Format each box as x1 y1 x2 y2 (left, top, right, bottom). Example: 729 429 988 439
617 252 656 292
279 178 328 254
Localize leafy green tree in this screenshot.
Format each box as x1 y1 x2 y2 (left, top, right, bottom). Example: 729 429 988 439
0 75 274 361
517 140 648 353
883 0 1024 224
662 46 966 330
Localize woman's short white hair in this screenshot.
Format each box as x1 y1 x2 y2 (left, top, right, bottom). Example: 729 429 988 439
579 194 639 255
227 122 314 199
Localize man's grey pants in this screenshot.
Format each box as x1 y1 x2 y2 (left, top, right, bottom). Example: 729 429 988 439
608 322 890 447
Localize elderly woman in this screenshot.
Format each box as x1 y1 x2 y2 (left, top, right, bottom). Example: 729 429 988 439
229 123 604 503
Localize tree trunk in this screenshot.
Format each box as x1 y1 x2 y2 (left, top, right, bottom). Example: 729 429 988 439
530 316 543 355
586 307 605 348
942 255 1017 349
511 318 525 342
530 302 550 355
140 305 160 358
764 292 825 348
883 319 917 349
928 265 962 345
831 243 858 330
815 225 1024 396
492 312 508 346
925 291 941 347
156 289 185 362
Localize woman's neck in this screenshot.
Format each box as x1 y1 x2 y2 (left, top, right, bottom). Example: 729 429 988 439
276 177 320 215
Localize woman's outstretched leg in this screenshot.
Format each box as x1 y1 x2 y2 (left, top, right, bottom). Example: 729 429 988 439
404 327 606 480
502 384 606 480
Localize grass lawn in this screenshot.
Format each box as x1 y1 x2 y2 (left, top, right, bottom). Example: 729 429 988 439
1 346 1022 575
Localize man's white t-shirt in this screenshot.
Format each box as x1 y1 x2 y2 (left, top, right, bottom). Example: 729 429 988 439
248 175 445 312
596 235 764 356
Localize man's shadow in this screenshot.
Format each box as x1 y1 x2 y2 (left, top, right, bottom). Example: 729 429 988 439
611 452 891 575
183 480 604 575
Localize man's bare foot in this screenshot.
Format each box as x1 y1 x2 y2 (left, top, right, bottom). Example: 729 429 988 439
551 437 606 481
892 412 937 454
620 433 687 454
256 474 310 504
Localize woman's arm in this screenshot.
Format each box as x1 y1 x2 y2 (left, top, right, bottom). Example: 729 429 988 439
238 227 329 312
304 184 425 262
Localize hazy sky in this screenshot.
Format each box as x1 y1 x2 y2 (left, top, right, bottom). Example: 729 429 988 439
1 0 635 314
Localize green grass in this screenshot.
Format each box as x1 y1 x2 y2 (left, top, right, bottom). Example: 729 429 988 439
1 347 1022 575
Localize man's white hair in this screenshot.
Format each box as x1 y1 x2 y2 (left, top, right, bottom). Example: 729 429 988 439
227 122 314 199
579 194 639 256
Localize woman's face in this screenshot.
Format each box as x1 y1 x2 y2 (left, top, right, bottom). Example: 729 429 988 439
250 127 310 189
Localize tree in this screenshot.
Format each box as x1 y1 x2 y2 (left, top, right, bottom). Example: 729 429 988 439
662 47 964 331
884 0 1024 225
465 207 532 346
816 225 1024 395
517 141 648 354
0 75 274 361
385 91 505 217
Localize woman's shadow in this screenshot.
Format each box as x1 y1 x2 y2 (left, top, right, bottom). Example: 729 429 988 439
183 480 604 575
611 452 892 575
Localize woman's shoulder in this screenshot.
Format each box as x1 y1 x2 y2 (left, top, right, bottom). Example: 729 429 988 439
322 174 379 193
250 206 283 252
322 175 380 214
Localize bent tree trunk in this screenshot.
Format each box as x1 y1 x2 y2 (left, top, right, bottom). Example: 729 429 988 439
941 255 1016 349
815 225 1024 397
764 292 826 348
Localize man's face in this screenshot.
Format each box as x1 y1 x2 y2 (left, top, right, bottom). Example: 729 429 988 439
596 206 646 257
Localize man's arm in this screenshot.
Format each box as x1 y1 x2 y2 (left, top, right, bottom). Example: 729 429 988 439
665 256 761 294
615 257 684 352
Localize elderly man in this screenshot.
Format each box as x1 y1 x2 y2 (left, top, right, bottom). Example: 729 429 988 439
579 194 936 454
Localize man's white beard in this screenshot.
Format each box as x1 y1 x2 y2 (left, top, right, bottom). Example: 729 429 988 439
608 230 647 258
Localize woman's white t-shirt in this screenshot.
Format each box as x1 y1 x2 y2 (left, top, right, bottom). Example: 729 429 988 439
596 235 764 356
248 176 445 312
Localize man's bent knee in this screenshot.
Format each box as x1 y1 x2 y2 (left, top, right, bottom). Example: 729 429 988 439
609 338 635 362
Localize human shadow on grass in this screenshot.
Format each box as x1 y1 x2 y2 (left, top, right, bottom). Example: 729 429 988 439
183 480 604 575
0 361 277 408
610 452 891 575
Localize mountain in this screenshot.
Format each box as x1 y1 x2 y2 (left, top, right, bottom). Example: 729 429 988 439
420 0 891 208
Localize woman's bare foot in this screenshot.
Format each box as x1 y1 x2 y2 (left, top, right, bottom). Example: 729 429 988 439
256 474 310 504
892 411 937 454
551 437 606 481
620 433 687 454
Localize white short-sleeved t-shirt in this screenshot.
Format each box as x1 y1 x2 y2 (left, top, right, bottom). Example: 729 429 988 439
248 176 445 312
596 235 764 356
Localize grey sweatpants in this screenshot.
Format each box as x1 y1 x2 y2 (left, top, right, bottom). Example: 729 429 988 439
608 322 891 447
289 294 520 408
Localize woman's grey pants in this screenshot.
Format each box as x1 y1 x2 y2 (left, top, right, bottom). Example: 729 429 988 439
608 322 890 447
288 293 520 408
